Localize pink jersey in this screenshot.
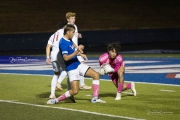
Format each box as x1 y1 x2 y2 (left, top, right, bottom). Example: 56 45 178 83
99 53 125 73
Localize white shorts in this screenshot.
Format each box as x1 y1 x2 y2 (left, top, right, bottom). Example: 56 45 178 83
52 60 66 72
67 64 90 82
77 56 84 62
51 50 66 72
50 50 59 62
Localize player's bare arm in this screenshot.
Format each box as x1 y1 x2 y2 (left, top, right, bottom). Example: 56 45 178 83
63 46 83 61
46 44 52 64
79 53 88 60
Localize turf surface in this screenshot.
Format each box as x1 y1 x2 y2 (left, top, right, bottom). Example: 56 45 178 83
0 74 179 120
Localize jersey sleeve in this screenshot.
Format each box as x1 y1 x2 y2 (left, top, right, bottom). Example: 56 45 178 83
47 35 54 45
113 54 125 72
59 39 68 55
57 29 64 41
99 53 108 66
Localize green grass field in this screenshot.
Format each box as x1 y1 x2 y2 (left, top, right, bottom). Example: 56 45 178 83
0 74 179 120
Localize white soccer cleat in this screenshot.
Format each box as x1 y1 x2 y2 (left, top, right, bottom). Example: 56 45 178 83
47 98 58 104
56 82 63 91
131 82 136 96
115 92 121 100
79 85 92 90
115 97 121 100
49 94 56 99
91 97 106 103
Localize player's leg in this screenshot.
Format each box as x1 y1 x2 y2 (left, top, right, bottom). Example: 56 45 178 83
113 66 125 100
112 77 136 99
77 56 91 90
116 67 136 99
67 77 76 103
49 61 60 99
56 71 67 91
56 59 67 91
110 74 121 100
47 69 80 104
79 64 106 103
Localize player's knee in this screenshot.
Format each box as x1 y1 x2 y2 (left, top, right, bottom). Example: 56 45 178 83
118 72 124 78
92 72 100 79
72 89 79 95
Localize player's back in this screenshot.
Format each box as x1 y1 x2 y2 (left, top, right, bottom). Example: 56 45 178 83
51 29 64 51
48 29 64 62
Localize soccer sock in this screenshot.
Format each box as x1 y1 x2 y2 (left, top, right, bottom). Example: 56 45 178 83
51 75 59 95
92 80 100 98
79 76 85 86
118 83 123 93
57 71 67 83
57 91 71 102
125 83 131 90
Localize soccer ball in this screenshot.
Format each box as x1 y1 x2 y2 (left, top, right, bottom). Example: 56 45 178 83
103 63 114 73
98 66 106 75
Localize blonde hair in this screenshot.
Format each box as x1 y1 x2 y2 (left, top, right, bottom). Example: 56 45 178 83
66 12 76 19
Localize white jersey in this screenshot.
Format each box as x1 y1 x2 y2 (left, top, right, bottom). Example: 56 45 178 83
47 29 63 61
71 24 85 62
67 24 78 46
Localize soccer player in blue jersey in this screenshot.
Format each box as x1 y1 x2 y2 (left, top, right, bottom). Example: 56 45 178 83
47 24 106 104
66 12 91 90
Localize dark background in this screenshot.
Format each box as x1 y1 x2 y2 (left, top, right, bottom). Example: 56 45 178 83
0 0 180 54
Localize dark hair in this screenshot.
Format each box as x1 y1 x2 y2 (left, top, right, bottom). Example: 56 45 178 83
63 24 75 35
57 22 67 29
107 42 121 52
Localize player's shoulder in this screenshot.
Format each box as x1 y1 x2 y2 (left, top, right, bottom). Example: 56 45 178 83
100 53 108 57
57 29 63 32
116 54 123 61
74 24 78 30
48 34 54 41
117 53 123 57
49 34 54 39
59 37 65 42
99 53 108 59
74 24 77 27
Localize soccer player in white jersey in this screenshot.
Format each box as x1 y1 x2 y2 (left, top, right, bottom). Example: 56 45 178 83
46 22 68 99
66 12 91 90
46 21 90 100
47 24 106 104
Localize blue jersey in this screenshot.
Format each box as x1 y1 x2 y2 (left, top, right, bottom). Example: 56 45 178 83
59 37 80 71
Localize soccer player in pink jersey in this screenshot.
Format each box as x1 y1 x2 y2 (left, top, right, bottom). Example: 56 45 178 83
99 42 136 100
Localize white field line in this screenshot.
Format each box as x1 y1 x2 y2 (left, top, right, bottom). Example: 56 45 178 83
159 90 176 92
0 73 180 87
0 99 145 120
85 60 161 64
125 68 180 73
1 63 180 73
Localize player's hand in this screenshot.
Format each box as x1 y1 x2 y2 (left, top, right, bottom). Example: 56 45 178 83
79 44 84 50
78 33 82 38
80 53 88 60
77 45 84 53
46 58 51 64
